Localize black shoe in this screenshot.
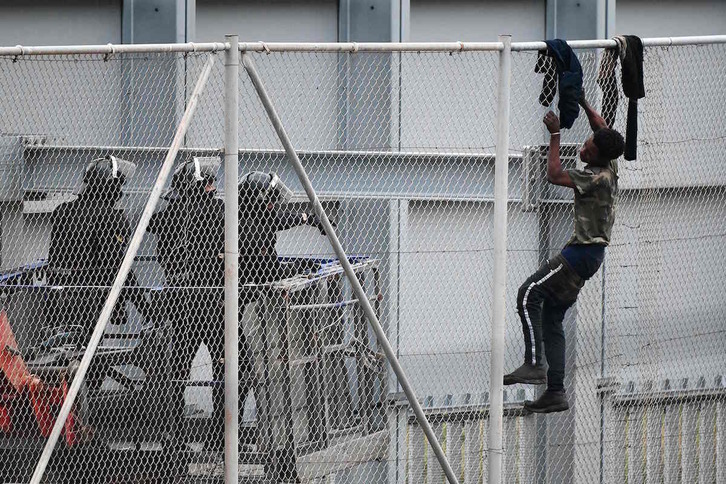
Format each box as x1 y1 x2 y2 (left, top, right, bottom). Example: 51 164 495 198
524 389 569 413
503 363 547 385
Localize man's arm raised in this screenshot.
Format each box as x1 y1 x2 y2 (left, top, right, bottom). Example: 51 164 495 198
544 111 575 188
579 91 608 132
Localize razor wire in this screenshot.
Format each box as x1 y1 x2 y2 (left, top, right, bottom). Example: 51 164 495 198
0 38 723 484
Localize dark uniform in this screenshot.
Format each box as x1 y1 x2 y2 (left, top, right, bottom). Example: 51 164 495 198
239 172 320 289
237 172 323 475
46 156 142 344
148 158 225 450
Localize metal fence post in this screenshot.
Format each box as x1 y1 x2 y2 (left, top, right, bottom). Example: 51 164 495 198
223 34 240 484
29 53 217 484
240 50 461 484
488 33 512 484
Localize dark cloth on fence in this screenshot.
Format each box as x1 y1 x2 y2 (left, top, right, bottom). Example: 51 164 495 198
535 53 557 106
597 34 645 159
620 35 645 100
620 35 645 160
597 47 620 128
534 39 583 129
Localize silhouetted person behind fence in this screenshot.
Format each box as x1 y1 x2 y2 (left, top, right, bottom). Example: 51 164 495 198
47 155 146 346
238 171 326 478
148 157 225 454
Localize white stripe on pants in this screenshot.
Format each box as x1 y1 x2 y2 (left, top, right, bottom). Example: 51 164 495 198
523 264 563 365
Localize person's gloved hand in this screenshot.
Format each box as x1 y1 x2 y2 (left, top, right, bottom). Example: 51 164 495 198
305 212 336 236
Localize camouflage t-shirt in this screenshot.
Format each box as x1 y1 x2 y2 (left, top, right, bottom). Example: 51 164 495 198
566 160 618 245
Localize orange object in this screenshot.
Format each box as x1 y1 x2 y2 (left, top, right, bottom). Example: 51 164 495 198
0 309 81 446
0 309 34 393
0 404 10 433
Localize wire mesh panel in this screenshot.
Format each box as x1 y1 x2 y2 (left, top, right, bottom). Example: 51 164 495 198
238 50 501 483
508 42 726 484
0 50 229 482
0 46 503 483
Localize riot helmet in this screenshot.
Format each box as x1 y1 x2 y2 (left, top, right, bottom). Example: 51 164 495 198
164 157 221 200
238 171 293 207
79 155 136 203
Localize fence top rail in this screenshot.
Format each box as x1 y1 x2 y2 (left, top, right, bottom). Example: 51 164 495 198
0 34 724 56
238 35 726 52
239 41 505 52
511 34 726 51
0 35 726 56
0 41 229 56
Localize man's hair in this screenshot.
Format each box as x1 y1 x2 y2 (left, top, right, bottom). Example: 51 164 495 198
593 128 625 162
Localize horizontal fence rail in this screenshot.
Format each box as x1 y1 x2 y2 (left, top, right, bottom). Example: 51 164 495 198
1 35 726 56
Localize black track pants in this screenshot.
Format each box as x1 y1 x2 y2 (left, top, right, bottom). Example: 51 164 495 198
516 254 584 391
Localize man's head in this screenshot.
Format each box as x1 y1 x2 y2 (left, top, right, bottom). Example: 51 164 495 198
239 172 293 209
166 157 220 200
80 155 136 203
579 128 624 166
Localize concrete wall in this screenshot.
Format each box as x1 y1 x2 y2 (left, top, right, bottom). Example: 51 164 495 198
195 0 338 42
0 0 121 46
606 191 726 386
191 1 339 149
409 0 545 42
398 201 540 397
615 0 726 37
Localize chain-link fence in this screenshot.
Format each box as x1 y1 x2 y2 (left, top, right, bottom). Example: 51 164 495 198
507 41 726 484
0 37 724 484
0 48 229 483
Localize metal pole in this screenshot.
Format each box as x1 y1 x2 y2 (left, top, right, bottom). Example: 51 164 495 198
223 34 240 484
488 34 512 484
1 34 726 56
29 53 217 484
0 42 229 56
241 52 460 484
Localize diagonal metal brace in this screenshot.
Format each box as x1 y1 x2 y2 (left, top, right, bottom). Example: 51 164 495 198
241 51 461 484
